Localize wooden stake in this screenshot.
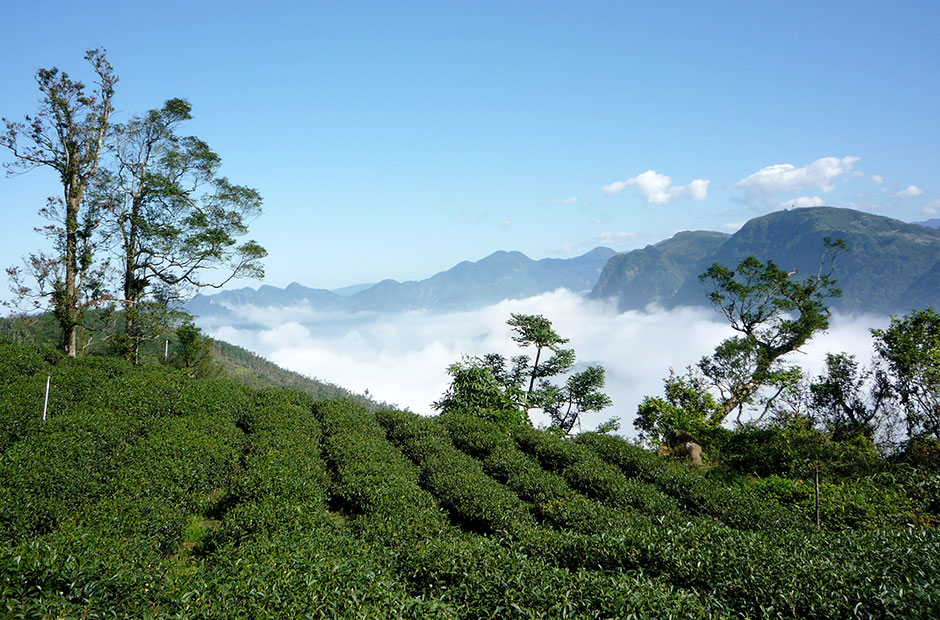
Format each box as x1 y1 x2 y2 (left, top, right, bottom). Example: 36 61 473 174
42 374 50 421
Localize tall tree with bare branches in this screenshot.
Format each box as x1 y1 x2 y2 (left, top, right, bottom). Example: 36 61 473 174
1 49 117 357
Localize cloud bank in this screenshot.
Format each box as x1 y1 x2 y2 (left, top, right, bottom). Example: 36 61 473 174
733 156 860 206
201 291 888 436
896 185 924 198
602 170 709 205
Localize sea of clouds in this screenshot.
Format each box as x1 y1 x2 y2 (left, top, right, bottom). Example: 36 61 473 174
199 290 889 436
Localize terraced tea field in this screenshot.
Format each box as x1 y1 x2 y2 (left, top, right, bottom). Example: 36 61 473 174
1 344 937 618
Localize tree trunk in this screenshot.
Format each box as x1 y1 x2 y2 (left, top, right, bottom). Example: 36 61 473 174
124 196 143 363
62 178 82 358
527 346 542 397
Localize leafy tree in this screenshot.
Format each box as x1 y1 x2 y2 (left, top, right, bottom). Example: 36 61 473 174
94 98 266 361
171 320 217 378
539 364 612 433
435 314 611 433
432 355 529 429
697 238 845 423
507 313 575 399
872 307 940 441
807 352 893 440
634 368 723 446
1 49 117 357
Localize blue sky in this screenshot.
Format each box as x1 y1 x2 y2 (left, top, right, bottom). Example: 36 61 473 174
2 0 938 292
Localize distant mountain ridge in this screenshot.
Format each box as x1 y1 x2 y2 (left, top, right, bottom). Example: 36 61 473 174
188 207 940 321
187 247 616 319
591 207 940 313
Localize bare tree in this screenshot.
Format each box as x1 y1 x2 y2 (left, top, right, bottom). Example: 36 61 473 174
2 49 117 357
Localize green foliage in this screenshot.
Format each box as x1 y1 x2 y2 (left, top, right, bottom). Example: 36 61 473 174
750 474 921 530
1 342 939 618
507 312 573 396
1 49 117 357
873 306 940 440
576 431 804 531
806 351 893 440
171 320 218 378
718 417 883 479
697 238 845 422
3 50 265 360
436 313 611 434
539 363 612 433
432 356 529 430
635 369 724 446
99 97 267 307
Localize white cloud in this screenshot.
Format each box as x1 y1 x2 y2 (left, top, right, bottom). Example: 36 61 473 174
721 221 745 232
687 178 709 200
601 181 628 195
871 174 884 184
782 196 825 209
733 156 860 206
602 170 710 205
542 196 580 206
502 219 511 229
923 201 939 216
200 293 887 436
896 185 924 198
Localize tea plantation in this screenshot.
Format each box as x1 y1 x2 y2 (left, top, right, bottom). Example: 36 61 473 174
1 341 937 618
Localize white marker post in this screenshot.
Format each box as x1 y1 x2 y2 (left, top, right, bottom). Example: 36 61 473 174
42 374 50 421
165 339 169 363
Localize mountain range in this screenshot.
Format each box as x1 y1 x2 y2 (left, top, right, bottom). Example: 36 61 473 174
188 207 940 320
186 247 616 320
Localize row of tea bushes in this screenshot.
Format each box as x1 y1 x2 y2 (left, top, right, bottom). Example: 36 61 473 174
437 414 940 618
578 430 927 531
575 432 807 531
375 408 537 536
322 402 719 619
1 384 248 617
440 413 652 535
174 389 432 619
514 427 684 517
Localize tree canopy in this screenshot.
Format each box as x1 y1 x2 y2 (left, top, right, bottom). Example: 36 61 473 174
873 307 940 441
697 238 845 422
2 49 265 360
435 314 611 433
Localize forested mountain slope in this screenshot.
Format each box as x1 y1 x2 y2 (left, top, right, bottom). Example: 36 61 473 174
592 207 940 313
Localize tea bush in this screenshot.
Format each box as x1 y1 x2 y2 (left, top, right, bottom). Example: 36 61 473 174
575 431 806 531
514 427 682 516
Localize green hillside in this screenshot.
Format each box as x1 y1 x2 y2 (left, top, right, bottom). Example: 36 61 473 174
1 341 937 618
0 313 381 410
